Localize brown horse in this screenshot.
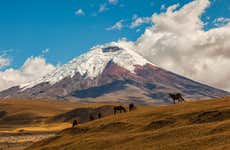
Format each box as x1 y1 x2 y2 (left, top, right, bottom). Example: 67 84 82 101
98 113 102 119
72 120 78 128
114 105 127 114
129 103 136 111
169 93 185 104
89 114 95 121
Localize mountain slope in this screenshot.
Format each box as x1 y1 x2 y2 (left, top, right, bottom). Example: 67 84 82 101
0 42 229 104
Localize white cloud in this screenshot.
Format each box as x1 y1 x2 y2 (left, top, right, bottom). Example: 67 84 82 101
75 9 85 16
0 51 11 69
108 0 118 5
106 20 123 31
0 56 10 69
0 57 56 91
136 29 141 33
99 4 108 12
132 14 138 20
118 0 230 91
130 16 152 28
161 4 166 10
42 48 49 54
213 17 230 27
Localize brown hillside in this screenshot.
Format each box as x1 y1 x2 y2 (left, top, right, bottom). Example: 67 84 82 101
27 97 230 150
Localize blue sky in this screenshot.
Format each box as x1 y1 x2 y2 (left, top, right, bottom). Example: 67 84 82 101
0 0 229 69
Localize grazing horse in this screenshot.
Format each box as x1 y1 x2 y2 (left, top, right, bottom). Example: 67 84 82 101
98 113 102 119
89 114 95 121
72 120 78 128
114 105 127 114
169 93 185 104
129 103 136 111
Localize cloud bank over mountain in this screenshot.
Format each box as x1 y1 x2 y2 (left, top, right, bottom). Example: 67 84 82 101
129 0 230 91
0 57 56 91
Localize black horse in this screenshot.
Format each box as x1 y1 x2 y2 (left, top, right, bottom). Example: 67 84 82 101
98 113 102 119
169 93 185 104
129 103 136 111
72 120 78 128
114 105 127 114
89 114 95 121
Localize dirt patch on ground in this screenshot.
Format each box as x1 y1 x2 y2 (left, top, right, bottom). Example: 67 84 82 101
189 110 229 124
145 118 176 130
0 133 55 150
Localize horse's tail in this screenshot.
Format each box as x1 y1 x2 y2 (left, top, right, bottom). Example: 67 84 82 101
177 93 185 101
180 96 185 101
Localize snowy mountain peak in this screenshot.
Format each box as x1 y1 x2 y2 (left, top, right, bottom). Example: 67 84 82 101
21 42 153 89
2 41 229 102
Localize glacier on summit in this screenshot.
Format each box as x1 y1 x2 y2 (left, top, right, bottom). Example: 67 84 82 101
21 42 153 90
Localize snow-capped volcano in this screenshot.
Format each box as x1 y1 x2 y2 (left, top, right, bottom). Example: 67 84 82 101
21 42 151 89
0 42 229 105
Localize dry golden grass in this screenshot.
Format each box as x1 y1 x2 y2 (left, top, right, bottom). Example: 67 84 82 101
26 97 230 150
0 99 112 150
0 98 109 132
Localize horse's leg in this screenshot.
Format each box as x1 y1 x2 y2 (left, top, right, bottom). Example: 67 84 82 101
181 97 185 102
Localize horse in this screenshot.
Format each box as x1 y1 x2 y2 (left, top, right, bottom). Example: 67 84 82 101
89 114 95 121
72 119 78 128
114 105 127 114
98 113 102 119
129 103 136 111
169 93 185 104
